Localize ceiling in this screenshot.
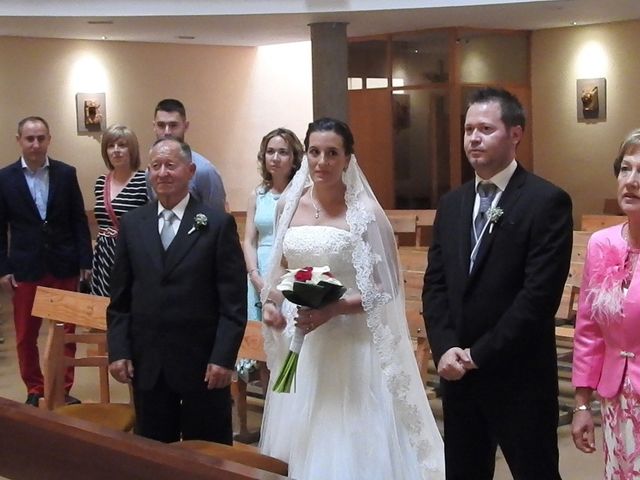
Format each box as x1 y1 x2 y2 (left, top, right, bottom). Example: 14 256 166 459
0 0 638 47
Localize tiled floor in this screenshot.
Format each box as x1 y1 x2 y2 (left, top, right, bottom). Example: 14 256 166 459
0 289 605 479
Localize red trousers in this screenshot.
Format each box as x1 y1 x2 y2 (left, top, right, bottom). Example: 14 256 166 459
12 274 78 395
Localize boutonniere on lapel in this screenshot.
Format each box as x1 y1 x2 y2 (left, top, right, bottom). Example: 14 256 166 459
486 207 504 234
187 213 208 235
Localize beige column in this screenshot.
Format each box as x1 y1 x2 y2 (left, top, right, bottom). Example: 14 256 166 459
309 22 348 122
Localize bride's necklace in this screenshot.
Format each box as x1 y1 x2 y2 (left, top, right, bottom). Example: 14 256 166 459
310 185 321 219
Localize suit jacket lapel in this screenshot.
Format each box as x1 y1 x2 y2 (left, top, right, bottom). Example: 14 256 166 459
469 164 527 280
46 159 58 219
10 160 40 217
163 198 203 277
459 182 475 278
137 202 164 274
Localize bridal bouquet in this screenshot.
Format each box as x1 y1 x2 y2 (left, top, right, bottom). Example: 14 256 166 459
272 266 346 393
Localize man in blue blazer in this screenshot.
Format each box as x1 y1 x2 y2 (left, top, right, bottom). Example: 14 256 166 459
423 88 572 479
0 116 92 406
107 137 246 443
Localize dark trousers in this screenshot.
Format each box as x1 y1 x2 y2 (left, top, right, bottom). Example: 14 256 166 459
133 372 233 444
441 376 562 480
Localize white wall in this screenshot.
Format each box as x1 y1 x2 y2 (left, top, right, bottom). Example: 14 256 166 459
0 36 312 211
531 20 640 222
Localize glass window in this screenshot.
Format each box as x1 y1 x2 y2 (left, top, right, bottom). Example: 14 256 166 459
348 40 388 89
391 31 449 87
393 89 449 208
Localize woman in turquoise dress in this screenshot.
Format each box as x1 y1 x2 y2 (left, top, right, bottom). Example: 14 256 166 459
244 128 304 322
236 128 303 437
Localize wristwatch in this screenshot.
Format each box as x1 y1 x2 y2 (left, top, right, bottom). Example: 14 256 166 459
572 404 591 413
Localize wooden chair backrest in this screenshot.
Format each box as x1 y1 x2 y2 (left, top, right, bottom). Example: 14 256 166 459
388 212 418 234
571 230 591 263
231 211 247 242
581 214 625 232
403 270 424 301
567 261 584 288
32 287 113 410
415 210 436 246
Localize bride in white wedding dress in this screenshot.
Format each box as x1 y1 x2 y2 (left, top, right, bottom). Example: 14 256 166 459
260 118 445 480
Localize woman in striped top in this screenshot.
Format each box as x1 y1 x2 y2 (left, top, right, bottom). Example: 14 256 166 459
90 125 148 296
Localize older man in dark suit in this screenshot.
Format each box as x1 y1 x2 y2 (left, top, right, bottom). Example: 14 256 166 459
107 137 246 443
423 88 572 479
0 116 92 407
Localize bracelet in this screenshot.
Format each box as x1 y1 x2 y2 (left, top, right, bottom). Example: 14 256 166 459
573 404 591 413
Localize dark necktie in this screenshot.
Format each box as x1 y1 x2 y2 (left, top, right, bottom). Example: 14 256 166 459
473 182 497 245
160 210 176 250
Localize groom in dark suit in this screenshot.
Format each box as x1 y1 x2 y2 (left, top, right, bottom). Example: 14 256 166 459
107 137 246 443
423 88 572 479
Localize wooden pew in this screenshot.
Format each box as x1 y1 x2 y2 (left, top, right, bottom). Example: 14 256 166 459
0 396 287 480
581 214 625 232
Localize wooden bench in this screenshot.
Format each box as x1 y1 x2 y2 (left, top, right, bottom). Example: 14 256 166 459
0 396 288 480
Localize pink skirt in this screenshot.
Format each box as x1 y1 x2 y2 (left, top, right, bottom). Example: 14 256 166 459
602 376 640 479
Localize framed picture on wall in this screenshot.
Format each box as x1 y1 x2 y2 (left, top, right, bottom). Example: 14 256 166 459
576 78 606 122
75 92 106 133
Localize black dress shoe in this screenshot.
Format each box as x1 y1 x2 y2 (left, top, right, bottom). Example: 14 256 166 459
25 393 42 407
64 394 81 405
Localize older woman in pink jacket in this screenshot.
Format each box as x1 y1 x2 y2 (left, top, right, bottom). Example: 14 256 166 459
572 128 640 479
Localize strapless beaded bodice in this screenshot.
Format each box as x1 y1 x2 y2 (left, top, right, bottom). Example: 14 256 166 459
283 226 356 289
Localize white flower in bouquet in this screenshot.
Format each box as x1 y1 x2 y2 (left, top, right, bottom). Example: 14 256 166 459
272 266 346 393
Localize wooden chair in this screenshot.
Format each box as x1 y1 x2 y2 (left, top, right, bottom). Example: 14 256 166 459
398 247 429 273
386 211 418 246
415 210 437 247
230 321 266 443
231 210 247 241
405 300 436 399
581 214 625 232
33 286 135 432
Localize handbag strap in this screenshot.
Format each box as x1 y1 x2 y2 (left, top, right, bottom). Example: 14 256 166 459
103 173 120 232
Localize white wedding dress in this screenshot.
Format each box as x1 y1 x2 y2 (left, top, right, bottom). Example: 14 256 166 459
260 225 444 480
